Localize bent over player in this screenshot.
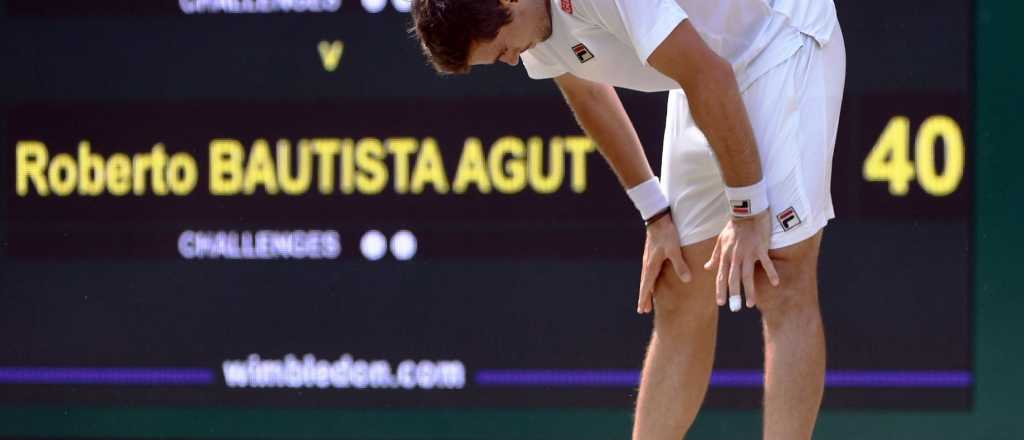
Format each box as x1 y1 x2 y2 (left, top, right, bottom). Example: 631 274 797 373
412 0 845 438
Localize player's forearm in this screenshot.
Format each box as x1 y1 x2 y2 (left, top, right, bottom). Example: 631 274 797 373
686 63 763 186
646 20 763 187
556 80 653 189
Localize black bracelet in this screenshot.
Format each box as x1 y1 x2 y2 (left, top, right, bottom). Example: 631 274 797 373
644 207 672 227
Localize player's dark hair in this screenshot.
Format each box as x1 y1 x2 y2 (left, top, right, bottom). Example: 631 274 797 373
410 0 513 74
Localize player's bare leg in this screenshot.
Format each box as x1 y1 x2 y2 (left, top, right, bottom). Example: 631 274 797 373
756 231 826 440
632 237 718 440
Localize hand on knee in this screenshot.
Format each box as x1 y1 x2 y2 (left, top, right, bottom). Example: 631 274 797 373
756 234 821 319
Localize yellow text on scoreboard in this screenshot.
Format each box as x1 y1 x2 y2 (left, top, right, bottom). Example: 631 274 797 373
14 136 597 197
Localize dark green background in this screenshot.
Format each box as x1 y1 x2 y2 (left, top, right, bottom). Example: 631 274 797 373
1 0 1018 438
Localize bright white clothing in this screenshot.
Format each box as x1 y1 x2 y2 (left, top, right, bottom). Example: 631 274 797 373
663 28 846 249
521 0 846 249
522 0 838 93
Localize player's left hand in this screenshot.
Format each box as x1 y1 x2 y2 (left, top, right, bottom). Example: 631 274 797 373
703 209 780 310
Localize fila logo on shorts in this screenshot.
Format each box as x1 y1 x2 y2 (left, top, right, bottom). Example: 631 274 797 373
572 43 594 63
731 199 751 215
561 0 573 14
777 207 803 231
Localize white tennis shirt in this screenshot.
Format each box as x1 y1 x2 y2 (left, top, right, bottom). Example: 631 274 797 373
521 0 838 92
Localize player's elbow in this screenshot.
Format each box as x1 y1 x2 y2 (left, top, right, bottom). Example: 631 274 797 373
674 56 735 98
706 56 737 86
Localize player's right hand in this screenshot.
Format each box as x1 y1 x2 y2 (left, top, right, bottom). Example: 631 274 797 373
637 213 692 314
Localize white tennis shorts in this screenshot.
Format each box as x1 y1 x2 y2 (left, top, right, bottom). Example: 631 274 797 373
660 25 846 249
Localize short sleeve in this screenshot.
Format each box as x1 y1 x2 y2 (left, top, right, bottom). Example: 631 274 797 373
521 47 566 80
586 0 689 65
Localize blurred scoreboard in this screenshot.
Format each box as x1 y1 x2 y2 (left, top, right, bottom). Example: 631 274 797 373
0 0 972 409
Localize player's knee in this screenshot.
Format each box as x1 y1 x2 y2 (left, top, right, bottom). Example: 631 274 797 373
756 234 822 325
757 276 818 331
651 267 688 315
760 291 822 342
652 263 715 329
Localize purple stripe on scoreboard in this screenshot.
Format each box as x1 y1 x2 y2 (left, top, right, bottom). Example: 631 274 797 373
474 369 972 388
0 367 972 388
0 367 214 385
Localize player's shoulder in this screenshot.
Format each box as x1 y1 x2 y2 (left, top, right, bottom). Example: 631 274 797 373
555 0 616 23
558 0 647 35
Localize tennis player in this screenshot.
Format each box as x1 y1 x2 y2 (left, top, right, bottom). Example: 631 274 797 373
412 0 845 438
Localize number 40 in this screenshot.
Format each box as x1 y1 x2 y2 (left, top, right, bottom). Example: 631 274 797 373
863 115 965 196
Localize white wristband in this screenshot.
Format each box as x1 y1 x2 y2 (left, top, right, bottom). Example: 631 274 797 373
627 177 670 221
725 180 769 217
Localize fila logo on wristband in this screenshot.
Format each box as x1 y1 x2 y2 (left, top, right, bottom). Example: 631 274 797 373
777 207 803 231
731 199 751 215
725 180 768 217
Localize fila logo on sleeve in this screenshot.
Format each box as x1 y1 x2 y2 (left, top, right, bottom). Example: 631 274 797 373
571 43 594 63
777 207 803 231
561 0 573 14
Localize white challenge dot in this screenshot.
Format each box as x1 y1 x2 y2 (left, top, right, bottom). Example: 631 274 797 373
362 0 387 13
391 0 411 12
360 230 387 261
390 230 417 261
